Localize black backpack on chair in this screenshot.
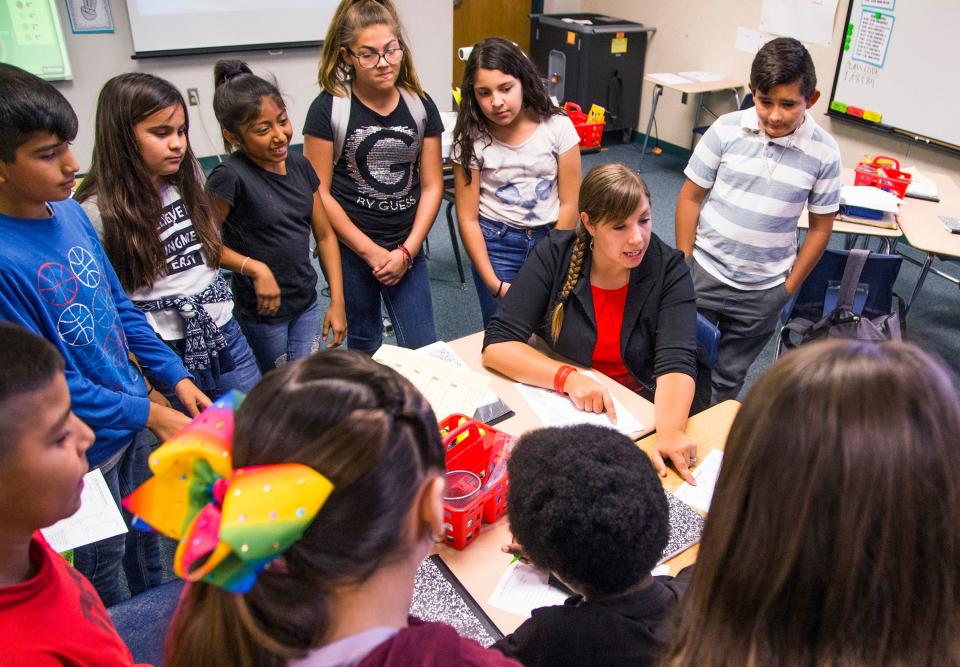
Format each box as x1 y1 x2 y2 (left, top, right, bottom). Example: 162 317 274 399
780 248 905 350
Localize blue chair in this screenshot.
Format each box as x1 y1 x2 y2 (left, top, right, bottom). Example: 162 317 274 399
696 311 721 369
693 312 721 413
774 248 903 359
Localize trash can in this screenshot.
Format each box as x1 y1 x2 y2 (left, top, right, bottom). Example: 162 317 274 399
530 13 654 142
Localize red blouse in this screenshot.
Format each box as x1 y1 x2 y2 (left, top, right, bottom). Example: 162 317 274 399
590 283 642 393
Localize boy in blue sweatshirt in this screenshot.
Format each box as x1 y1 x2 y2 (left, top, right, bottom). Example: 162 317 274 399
0 63 210 605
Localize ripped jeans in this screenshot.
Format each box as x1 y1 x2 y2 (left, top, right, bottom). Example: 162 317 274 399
236 299 322 372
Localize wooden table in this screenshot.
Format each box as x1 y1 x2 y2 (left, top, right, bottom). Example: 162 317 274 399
638 74 744 167
892 170 960 312
434 399 741 634
448 331 656 439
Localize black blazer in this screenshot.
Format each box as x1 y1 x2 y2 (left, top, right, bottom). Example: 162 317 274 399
483 229 697 396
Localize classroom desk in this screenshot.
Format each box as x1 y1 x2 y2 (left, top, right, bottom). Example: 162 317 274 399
434 399 741 635
798 168 960 312
798 167 903 252
638 74 743 168
447 331 656 439
893 170 960 312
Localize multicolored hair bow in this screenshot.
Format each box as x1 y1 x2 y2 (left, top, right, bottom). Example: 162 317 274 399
123 391 334 593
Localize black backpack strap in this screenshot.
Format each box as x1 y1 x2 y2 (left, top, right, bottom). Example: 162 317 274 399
836 248 870 312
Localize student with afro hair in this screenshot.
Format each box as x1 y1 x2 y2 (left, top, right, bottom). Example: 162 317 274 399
492 424 690 667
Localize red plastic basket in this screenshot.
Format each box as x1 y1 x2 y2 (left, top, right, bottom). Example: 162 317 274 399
564 102 605 149
854 155 912 199
438 414 516 549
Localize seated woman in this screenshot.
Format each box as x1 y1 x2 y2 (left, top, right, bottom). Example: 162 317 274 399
483 163 698 482
662 340 960 666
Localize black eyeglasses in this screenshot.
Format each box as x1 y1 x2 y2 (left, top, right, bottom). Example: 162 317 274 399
347 45 404 69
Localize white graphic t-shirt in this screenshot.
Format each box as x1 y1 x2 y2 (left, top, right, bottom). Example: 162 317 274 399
451 113 580 229
82 187 232 340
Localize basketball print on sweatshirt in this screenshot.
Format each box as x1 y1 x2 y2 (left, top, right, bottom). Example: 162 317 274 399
58 303 96 347
68 246 101 289
37 261 80 307
345 124 418 212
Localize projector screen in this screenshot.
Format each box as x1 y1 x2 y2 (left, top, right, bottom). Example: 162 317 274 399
0 0 72 80
127 0 339 57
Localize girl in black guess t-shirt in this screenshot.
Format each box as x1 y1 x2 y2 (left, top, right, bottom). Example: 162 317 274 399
208 61 347 373
303 0 442 354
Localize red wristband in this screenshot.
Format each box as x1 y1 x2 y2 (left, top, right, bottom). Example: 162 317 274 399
553 365 577 394
397 244 414 269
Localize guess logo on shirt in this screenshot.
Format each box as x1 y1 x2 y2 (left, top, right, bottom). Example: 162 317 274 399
345 124 419 213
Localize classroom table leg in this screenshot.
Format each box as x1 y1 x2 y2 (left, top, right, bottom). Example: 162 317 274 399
905 252 935 315
445 200 467 288
638 84 663 169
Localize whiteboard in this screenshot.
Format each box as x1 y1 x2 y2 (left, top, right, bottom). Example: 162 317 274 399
126 0 339 57
828 0 960 153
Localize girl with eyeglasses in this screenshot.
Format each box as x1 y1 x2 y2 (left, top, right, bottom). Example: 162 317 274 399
303 0 442 354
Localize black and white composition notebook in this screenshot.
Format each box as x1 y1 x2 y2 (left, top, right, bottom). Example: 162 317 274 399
411 555 503 646
660 492 706 563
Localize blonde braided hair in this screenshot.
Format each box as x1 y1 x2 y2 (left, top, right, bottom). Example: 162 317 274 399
549 163 651 344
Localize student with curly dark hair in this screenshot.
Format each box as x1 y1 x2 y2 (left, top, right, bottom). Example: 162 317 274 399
492 424 691 667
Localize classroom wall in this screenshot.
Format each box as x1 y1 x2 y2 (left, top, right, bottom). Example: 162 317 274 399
51 1 453 171
566 0 960 178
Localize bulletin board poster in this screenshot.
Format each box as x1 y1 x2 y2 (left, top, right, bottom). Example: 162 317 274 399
828 0 960 153
0 0 73 80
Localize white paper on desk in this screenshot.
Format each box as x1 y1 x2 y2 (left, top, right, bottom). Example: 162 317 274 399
840 185 901 213
488 561 570 618
418 341 503 410
374 344 489 420
40 469 127 552
679 71 724 83
673 449 724 513
902 171 940 200
514 371 643 435
647 72 692 86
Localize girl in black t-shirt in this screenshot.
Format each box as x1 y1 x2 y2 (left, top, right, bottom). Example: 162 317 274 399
208 61 346 373
303 0 442 354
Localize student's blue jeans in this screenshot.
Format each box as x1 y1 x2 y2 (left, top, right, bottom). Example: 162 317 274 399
236 299 322 373
339 243 437 354
73 429 163 608
472 216 553 327
162 317 261 401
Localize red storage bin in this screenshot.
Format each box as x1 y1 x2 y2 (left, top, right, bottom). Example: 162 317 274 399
439 415 516 550
854 155 912 199
564 102 605 149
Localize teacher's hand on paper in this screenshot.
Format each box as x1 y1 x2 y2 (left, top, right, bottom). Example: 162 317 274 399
563 372 618 424
651 430 698 485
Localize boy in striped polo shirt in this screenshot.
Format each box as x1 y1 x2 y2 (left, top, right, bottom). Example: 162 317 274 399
676 37 841 402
